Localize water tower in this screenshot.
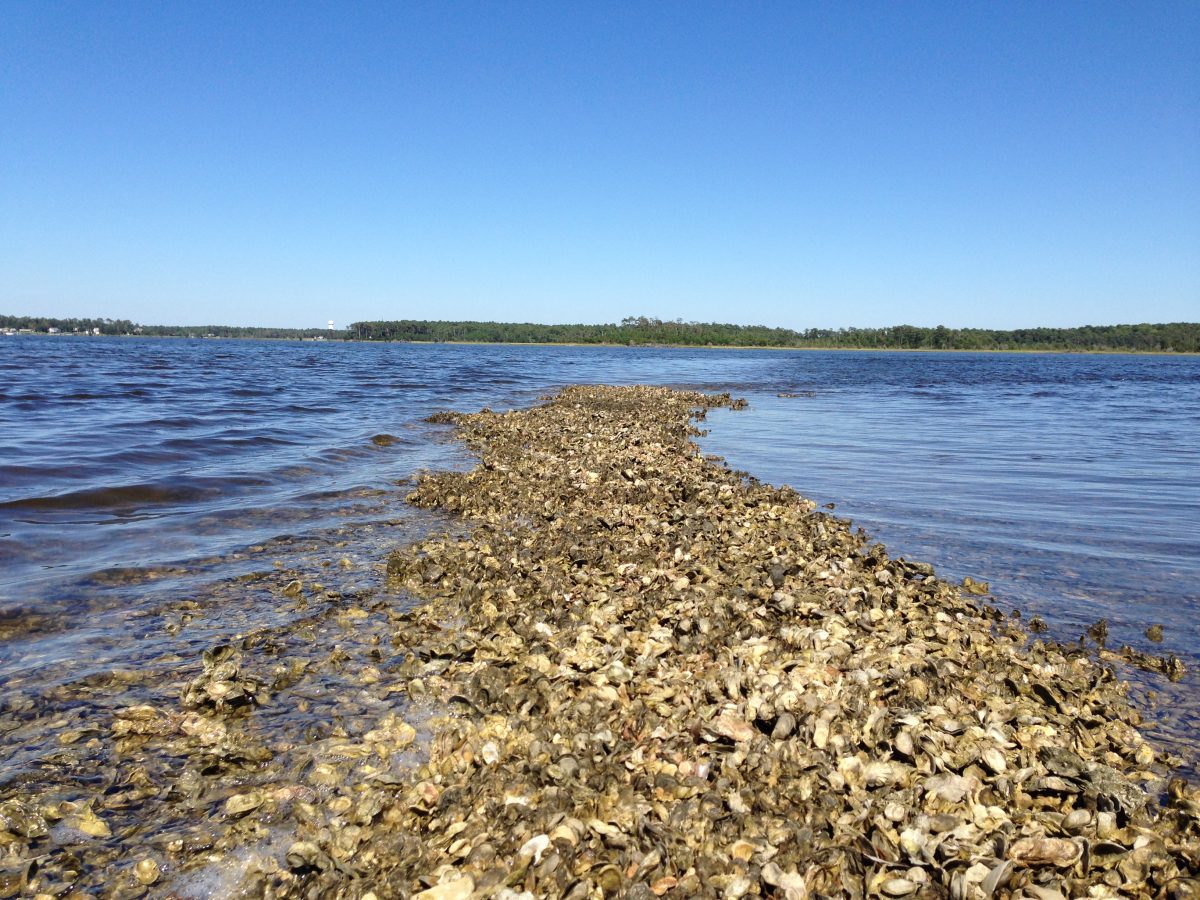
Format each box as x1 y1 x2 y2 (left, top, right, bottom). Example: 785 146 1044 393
327 320 335 331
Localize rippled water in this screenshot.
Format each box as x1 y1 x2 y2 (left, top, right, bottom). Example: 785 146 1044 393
2 336 1198 767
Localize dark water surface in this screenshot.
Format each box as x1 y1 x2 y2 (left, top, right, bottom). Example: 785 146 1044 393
2 336 1198 770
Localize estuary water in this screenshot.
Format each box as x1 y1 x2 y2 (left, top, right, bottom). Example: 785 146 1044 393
2 336 1199 769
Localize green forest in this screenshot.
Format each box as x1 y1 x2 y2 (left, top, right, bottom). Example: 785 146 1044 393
349 317 1200 352
5 314 1198 352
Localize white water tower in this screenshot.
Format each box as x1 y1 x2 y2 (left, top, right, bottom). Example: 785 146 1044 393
327 320 334 331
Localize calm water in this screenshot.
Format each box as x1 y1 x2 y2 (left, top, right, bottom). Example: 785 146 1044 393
2 336 1198 767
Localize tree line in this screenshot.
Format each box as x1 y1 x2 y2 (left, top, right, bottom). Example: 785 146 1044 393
1 315 140 335
6 313 1198 352
1 315 345 340
349 317 1200 352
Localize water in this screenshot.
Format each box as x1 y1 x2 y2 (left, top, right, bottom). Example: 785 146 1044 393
2 336 1198 769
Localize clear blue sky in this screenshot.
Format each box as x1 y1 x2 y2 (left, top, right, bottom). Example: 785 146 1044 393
2 2 1197 330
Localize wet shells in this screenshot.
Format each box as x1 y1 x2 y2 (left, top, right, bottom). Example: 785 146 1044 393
961 576 989 595
133 858 161 885
66 806 111 838
286 841 328 872
0 800 48 839
112 704 173 736
224 791 264 817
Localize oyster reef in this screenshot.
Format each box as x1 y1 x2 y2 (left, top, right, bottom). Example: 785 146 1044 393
2 385 1198 898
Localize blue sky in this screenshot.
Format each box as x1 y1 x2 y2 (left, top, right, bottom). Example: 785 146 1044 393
2 2 1197 329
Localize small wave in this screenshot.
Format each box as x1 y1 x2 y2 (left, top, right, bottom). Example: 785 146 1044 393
161 434 295 452
61 389 154 401
282 404 339 414
295 485 391 503
317 447 371 463
275 465 320 479
0 475 273 514
138 416 208 430
68 447 192 470
0 463 69 483
0 483 224 512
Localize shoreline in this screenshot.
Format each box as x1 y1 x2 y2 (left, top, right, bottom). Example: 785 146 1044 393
3 386 1198 896
6 331 1197 356
387 340 1200 356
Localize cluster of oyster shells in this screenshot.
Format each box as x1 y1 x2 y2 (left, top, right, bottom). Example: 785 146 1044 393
1 385 1197 898
376 386 1198 898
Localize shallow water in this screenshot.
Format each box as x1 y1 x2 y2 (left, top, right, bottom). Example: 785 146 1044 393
1 336 1198 770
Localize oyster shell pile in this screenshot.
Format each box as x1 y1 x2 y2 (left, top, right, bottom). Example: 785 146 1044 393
374 386 1199 897
1 384 1197 898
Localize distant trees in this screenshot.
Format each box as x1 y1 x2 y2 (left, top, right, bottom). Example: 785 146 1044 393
5 312 1198 352
136 324 347 340
0 315 136 335
0 315 347 341
349 318 1200 352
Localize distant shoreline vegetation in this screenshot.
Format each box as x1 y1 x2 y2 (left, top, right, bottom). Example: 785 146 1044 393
3 314 1198 352
0 315 340 341
351 317 1200 353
